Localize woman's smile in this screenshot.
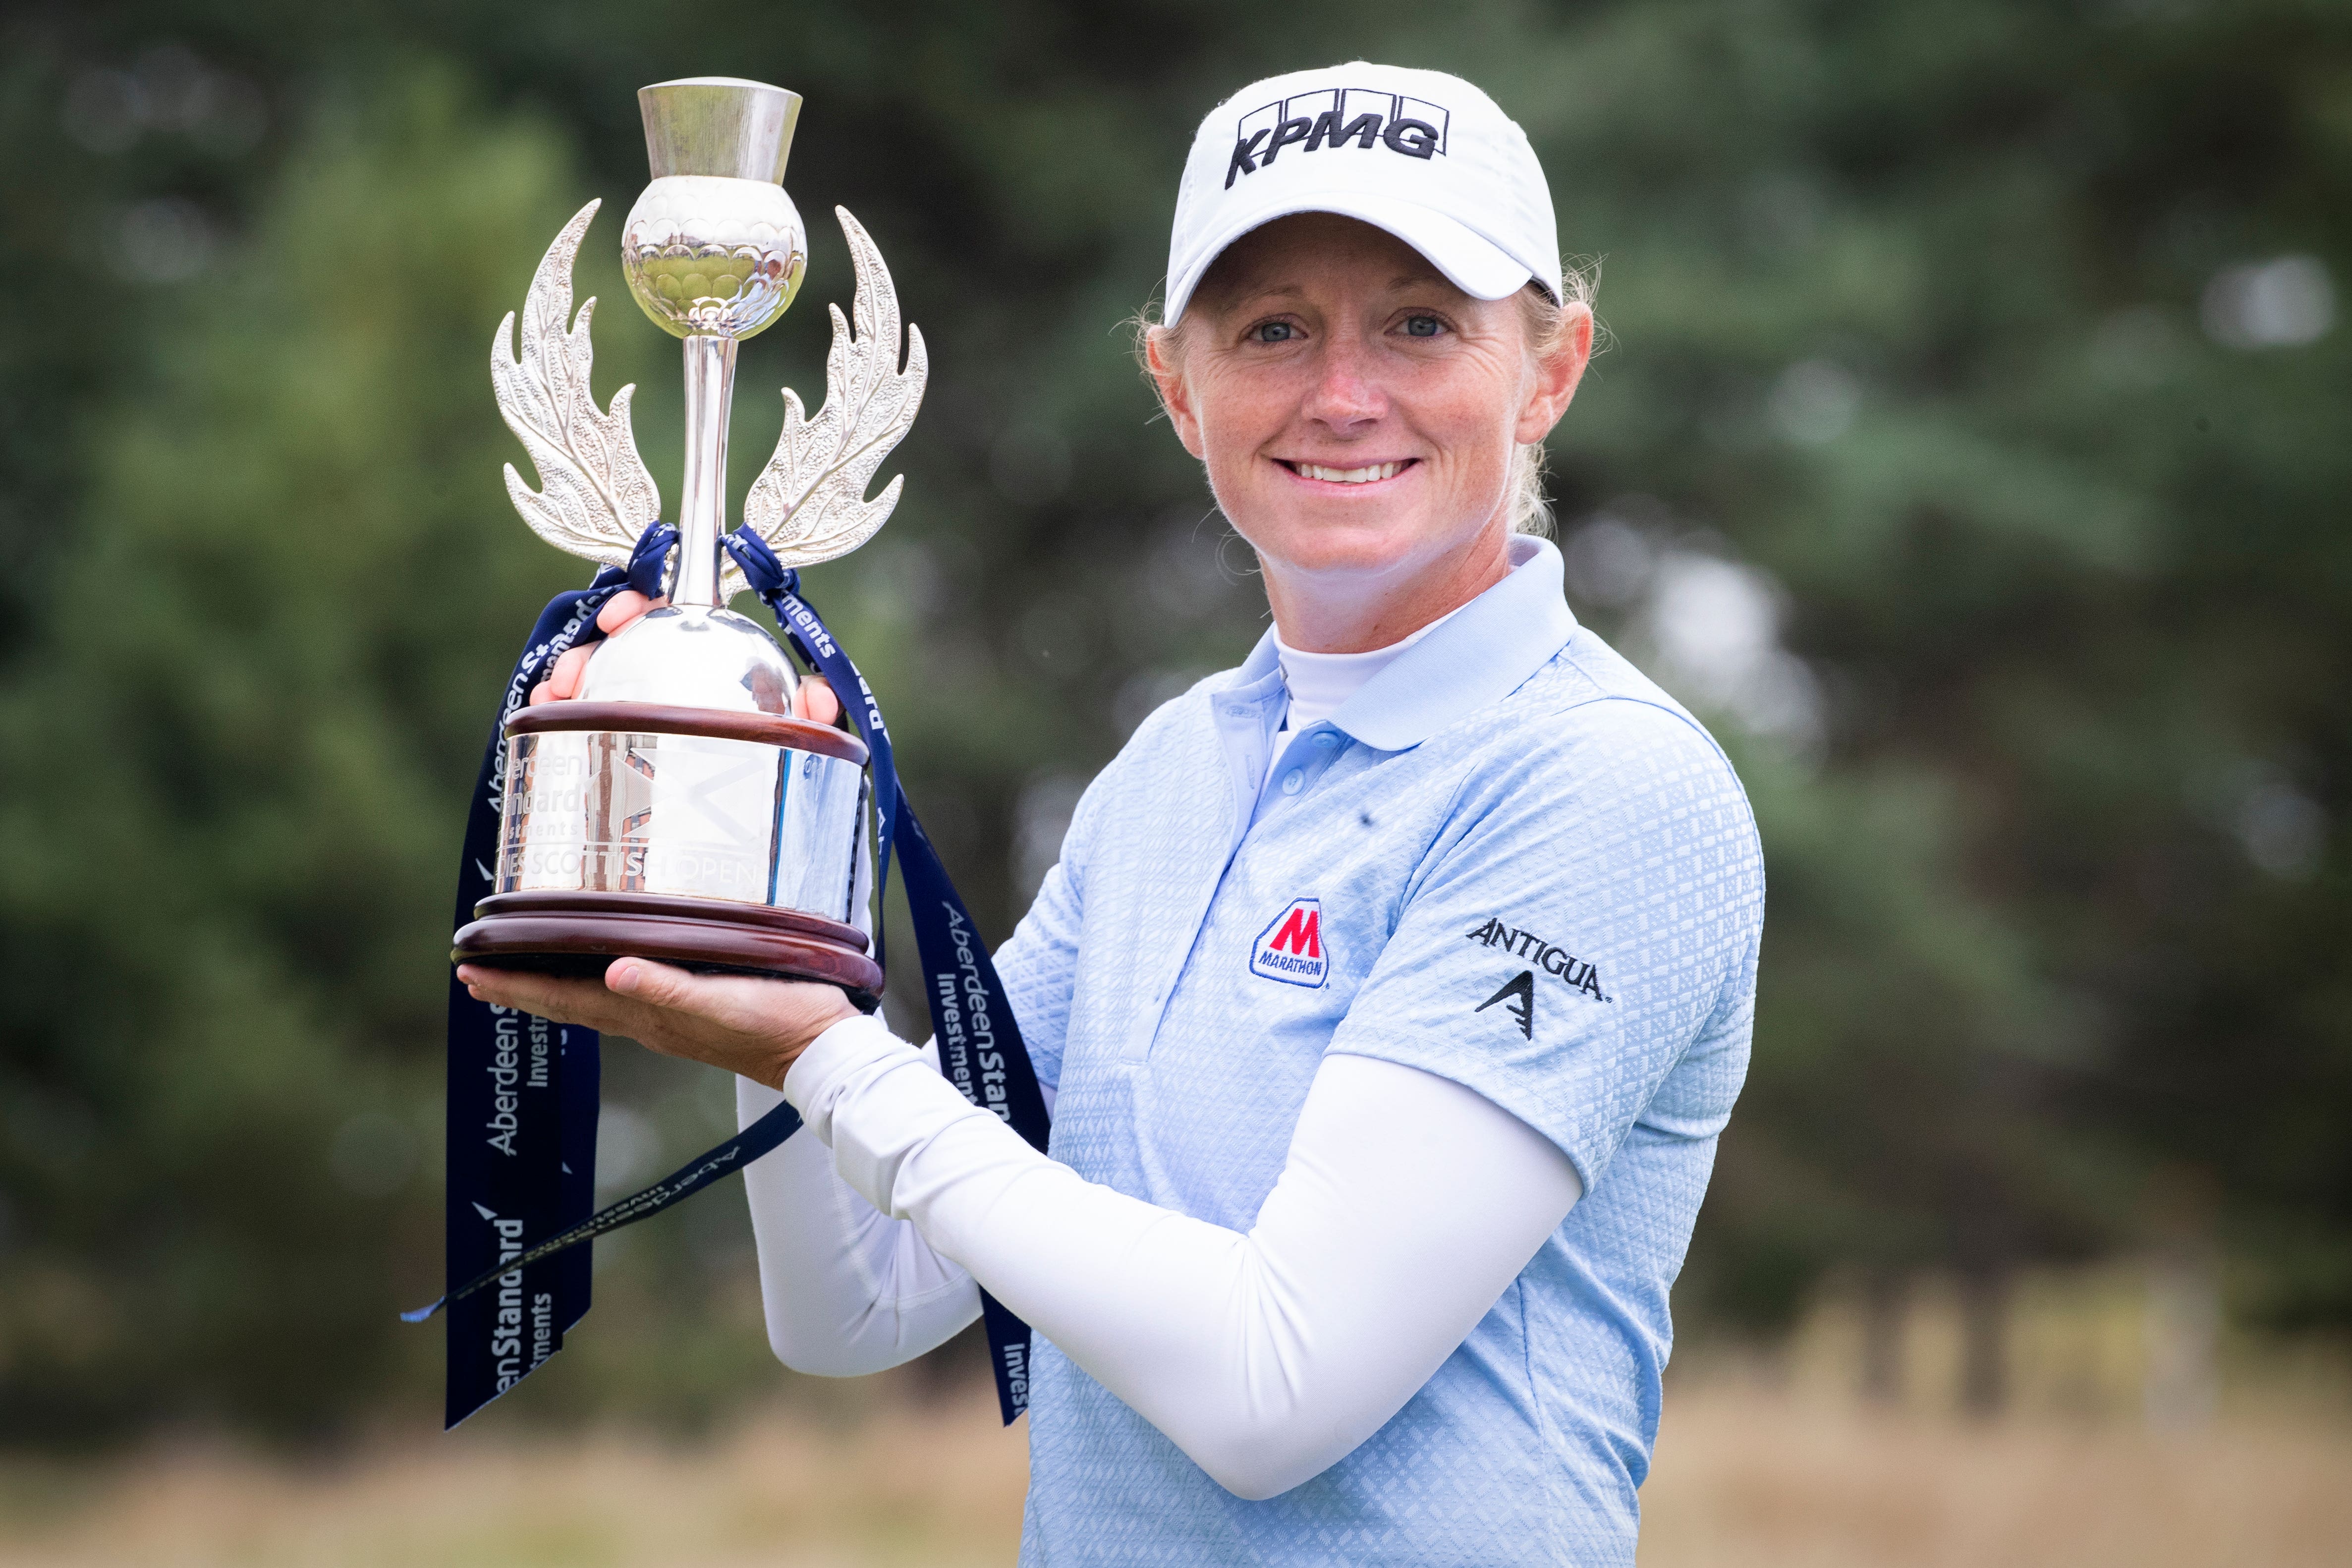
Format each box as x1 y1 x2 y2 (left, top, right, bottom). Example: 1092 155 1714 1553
1276 456 1419 488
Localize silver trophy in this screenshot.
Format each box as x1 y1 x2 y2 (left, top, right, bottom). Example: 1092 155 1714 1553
452 77 925 997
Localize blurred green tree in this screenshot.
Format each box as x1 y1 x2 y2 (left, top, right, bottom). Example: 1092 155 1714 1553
0 66 636 1438
0 0 2344 1439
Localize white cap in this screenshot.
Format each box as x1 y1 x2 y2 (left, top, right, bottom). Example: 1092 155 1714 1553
1164 62 1560 325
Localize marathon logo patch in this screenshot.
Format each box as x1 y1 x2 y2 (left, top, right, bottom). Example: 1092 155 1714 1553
1465 916 1608 1002
1251 897 1330 988
1228 88 1451 188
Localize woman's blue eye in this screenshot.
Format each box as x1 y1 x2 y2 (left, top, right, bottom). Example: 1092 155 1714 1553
1403 315 1442 338
1252 322 1298 343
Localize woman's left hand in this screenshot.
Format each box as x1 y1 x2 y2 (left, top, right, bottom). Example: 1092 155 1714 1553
456 958 860 1091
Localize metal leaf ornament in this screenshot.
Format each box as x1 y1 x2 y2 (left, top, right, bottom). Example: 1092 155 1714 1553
492 198 662 569
732 206 929 599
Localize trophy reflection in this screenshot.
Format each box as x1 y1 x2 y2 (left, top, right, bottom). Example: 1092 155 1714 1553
452 76 926 1001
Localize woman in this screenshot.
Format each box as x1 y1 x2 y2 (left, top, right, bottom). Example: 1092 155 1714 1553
465 61 1763 1567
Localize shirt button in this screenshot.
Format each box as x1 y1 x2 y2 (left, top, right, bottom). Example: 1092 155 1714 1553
1282 769 1304 794
1314 731 1340 748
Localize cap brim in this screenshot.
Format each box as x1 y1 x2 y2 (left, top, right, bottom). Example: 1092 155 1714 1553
1165 189 1536 324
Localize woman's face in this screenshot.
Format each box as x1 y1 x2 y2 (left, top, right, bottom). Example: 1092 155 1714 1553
1150 214 1588 632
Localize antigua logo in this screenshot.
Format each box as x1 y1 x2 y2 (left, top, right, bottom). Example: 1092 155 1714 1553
1464 916 1609 1002
1250 897 1330 987
1476 971 1537 1039
1227 88 1452 188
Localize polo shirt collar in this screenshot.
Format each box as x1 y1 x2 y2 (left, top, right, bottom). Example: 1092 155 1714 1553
1228 536 1577 753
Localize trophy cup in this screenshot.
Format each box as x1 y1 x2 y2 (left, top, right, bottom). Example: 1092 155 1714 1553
451 77 925 1002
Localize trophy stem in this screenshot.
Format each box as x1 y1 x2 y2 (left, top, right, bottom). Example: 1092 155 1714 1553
673 333 738 609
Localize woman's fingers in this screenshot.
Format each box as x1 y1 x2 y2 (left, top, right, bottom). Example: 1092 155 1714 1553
456 965 633 1032
455 959 859 1090
538 654 840 726
794 676 842 727
527 595 667 708
596 590 665 636
547 643 594 700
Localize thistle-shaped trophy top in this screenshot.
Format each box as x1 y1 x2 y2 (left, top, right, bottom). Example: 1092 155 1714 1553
638 77 801 182
493 75 927 642
624 78 808 341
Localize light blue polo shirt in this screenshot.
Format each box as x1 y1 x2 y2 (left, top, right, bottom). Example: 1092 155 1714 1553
993 537 1764 1567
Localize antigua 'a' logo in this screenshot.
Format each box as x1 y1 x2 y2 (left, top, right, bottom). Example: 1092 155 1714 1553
1476 970 1536 1039
1250 897 1329 988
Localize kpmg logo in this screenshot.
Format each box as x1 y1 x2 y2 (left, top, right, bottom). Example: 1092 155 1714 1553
1250 896 1330 987
1228 88 1452 188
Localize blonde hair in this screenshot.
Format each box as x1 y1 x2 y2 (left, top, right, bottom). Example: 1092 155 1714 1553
1139 257 1599 536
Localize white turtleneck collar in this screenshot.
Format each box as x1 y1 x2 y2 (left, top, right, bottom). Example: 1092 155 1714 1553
1272 598 1471 744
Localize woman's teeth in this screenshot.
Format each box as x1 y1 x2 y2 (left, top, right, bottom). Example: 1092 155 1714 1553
1293 461 1406 484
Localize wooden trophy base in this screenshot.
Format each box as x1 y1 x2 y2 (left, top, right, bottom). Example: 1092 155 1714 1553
452 699 884 1007
452 890 884 1008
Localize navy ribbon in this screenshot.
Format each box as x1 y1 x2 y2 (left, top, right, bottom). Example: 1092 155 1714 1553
424 523 669 1429
725 527 1053 1425
419 523 1052 1431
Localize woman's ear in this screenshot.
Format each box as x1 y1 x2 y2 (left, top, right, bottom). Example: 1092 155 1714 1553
1145 325 1208 460
1514 303 1593 447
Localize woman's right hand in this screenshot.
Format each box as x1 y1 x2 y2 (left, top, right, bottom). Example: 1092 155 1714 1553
527 589 842 725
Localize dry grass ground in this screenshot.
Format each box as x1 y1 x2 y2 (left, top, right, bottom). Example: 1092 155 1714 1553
0 1398 1028 1568
1639 1384 2352 1568
0 1383 2346 1567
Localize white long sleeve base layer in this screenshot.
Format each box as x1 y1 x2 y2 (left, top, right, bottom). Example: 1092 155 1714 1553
743 1014 1581 1500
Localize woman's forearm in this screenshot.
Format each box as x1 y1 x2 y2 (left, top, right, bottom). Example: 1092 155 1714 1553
737 1055 980 1377
786 1016 1581 1498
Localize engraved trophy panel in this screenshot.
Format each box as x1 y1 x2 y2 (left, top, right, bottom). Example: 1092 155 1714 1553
497 728 865 918
453 74 927 1002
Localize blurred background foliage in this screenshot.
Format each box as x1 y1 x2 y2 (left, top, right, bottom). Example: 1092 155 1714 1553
0 0 2344 1445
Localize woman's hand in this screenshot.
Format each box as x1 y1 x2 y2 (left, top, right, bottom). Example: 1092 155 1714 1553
455 958 860 1091
527 588 843 724
531 590 664 704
